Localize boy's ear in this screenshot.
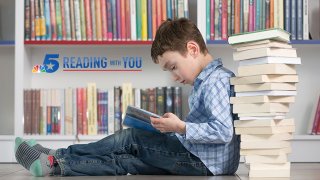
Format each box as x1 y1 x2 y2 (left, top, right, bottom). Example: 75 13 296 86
186 41 199 58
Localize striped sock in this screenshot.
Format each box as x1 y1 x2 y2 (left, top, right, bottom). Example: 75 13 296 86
27 139 56 155
15 137 58 177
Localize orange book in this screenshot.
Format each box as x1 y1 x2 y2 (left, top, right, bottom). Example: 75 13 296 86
270 0 274 28
95 0 102 40
162 0 167 22
120 0 126 40
156 0 162 28
125 0 131 40
234 0 240 34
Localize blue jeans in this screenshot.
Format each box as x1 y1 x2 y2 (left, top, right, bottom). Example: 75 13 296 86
54 128 212 176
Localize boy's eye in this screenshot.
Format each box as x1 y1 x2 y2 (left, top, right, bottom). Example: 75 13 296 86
171 66 176 71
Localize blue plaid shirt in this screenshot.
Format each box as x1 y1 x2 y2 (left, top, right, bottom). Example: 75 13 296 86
175 58 240 175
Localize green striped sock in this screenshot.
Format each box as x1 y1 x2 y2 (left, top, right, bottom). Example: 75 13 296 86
14 138 56 155
15 137 56 177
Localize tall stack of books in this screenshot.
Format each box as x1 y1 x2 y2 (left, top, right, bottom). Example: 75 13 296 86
228 28 301 178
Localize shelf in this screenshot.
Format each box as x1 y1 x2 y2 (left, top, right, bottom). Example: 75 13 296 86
0 41 14 46
206 40 320 45
24 40 153 46
293 135 320 140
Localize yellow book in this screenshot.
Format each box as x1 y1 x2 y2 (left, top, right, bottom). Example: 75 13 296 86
95 0 102 41
231 75 299 85
238 64 296 76
141 0 147 41
231 96 295 104
87 83 97 135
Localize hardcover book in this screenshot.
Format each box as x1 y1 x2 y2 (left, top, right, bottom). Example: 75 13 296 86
123 105 161 133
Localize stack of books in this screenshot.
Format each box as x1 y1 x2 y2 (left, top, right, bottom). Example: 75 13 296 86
228 28 301 178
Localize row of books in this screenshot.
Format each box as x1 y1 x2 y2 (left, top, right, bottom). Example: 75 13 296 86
24 0 189 41
23 83 182 135
228 28 300 177
206 0 309 40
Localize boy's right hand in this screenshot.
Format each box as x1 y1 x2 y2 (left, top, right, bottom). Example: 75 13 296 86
150 113 186 134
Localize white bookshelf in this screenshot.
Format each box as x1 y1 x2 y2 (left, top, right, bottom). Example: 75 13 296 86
0 0 319 163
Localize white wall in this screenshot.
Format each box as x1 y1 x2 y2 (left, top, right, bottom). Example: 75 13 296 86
0 0 15 40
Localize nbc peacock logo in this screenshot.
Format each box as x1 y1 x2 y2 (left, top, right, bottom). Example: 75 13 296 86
32 54 60 73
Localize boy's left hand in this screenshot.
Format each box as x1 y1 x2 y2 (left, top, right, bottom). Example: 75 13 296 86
150 113 186 134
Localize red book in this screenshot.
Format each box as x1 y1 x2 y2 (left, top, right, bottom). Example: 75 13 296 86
84 0 92 40
248 0 255 32
50 0 57 40
156 0 162 28
76 88 83 135
221 0 228 40
125 0 131 40
120 0 126 41
234 0 240 34
101 0 108 40
60 0 67 40
312 96 320 134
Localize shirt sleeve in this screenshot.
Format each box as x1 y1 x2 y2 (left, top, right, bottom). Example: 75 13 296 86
184 76 234 144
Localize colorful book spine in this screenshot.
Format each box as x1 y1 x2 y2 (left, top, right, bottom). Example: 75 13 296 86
210 0 214 40
130 0 136 40
80 0 87 40
136 0 142 40
173 87 182 119
156 87 165 116
221 0 228 40
91 0 97 40
265 0 270 29
147 0 152 40
114 87 122 131
39 0 46 40
55 0 63 40
95 0 102 40
87 83 97 135
107 0 113 39
270 0 274 28
297 0 303 40
74 0 82 40
291 0 296 40
30 0 36 40
125 0 131 40
177 0 183 18
303 0 309 40
108 88 115 134
70 0 76 40
255 0 260 31
167 0 172 19
64 0 72 40
162 0 167 22
120 0 126 41
214 0 219 39
141 0 147 41
101 0 108 40
35 0 41 40
184 0 189 18
206 0 210 40
165 87 173 113
243 0 249 32
60 0 66 40
151 0 156 39
111 0 117 40
25 0 31 40
50 0 57 40
84 0 92 40
82 88 88 135
116 0 121 40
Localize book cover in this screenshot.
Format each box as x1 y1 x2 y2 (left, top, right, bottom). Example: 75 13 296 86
237 64 296 76
234 82 296 92
238 56 301 66
230 95 295 104
233 47 297 61
231 75 299 85
123 105 161 133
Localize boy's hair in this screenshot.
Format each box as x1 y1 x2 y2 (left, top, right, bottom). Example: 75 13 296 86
151 18 208 64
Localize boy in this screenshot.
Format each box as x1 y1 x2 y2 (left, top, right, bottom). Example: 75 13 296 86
14 18 240 177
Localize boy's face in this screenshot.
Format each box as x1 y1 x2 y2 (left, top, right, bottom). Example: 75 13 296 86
158 51 201 85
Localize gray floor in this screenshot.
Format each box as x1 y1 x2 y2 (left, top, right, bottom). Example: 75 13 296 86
0 163 319 180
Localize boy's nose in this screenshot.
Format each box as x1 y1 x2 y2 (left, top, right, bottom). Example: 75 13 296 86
172 74 180 82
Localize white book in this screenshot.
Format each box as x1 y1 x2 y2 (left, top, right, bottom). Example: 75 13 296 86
249 163 290 177
234 118 294 127
231 95 295 104
233 103 290 113
237 64 296 76
234 83 296 92
238 112 286 117
303 0 309 40
64 0 72 40
236 90 297 97
235 125 295 134
241 141 291 149
130 0 136 40
239 116 286 120
241 147 291 155
233 47 297 61
234 40 293 51
74 0 82 41
241 133 293 142
238 56 301 66
134 88 141 108
108 88 115 135
245 154 288 163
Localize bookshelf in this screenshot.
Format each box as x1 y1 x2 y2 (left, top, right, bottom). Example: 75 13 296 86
0 0 319 163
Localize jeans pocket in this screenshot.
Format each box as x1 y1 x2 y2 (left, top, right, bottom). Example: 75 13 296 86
173 161 208 176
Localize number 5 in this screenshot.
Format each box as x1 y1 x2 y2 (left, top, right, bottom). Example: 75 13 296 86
43 54 59 73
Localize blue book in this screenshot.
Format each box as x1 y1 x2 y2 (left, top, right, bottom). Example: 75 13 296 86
123 105 161 133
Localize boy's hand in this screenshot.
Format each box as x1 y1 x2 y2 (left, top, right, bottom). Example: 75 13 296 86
150 113 186 134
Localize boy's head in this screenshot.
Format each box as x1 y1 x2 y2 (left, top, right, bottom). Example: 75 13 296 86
151 18 210 85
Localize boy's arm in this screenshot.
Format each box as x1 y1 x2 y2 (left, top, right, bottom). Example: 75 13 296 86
181 77 234 144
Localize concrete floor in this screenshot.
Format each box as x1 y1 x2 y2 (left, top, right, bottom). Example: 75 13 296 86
0 163 319 180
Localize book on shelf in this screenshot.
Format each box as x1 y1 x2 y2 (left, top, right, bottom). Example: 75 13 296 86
233 47 297 61
24 0 189 41
307 95 320 135
228 28 290 45
233 102 290 113
231 74 299 85
230 95 295 104
238 56 301 66
234 82 296 92
234 118 294 127
232 40 292 51
237 64 296 76
240 147 292 156
123 105 161 133
241 133 293 142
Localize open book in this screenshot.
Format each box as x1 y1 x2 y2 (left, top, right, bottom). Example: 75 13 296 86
123 105 161 133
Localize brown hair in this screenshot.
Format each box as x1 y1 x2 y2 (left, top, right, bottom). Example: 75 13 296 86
151 18 208 64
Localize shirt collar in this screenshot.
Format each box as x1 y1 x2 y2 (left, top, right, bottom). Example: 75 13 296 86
194 58 223 85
